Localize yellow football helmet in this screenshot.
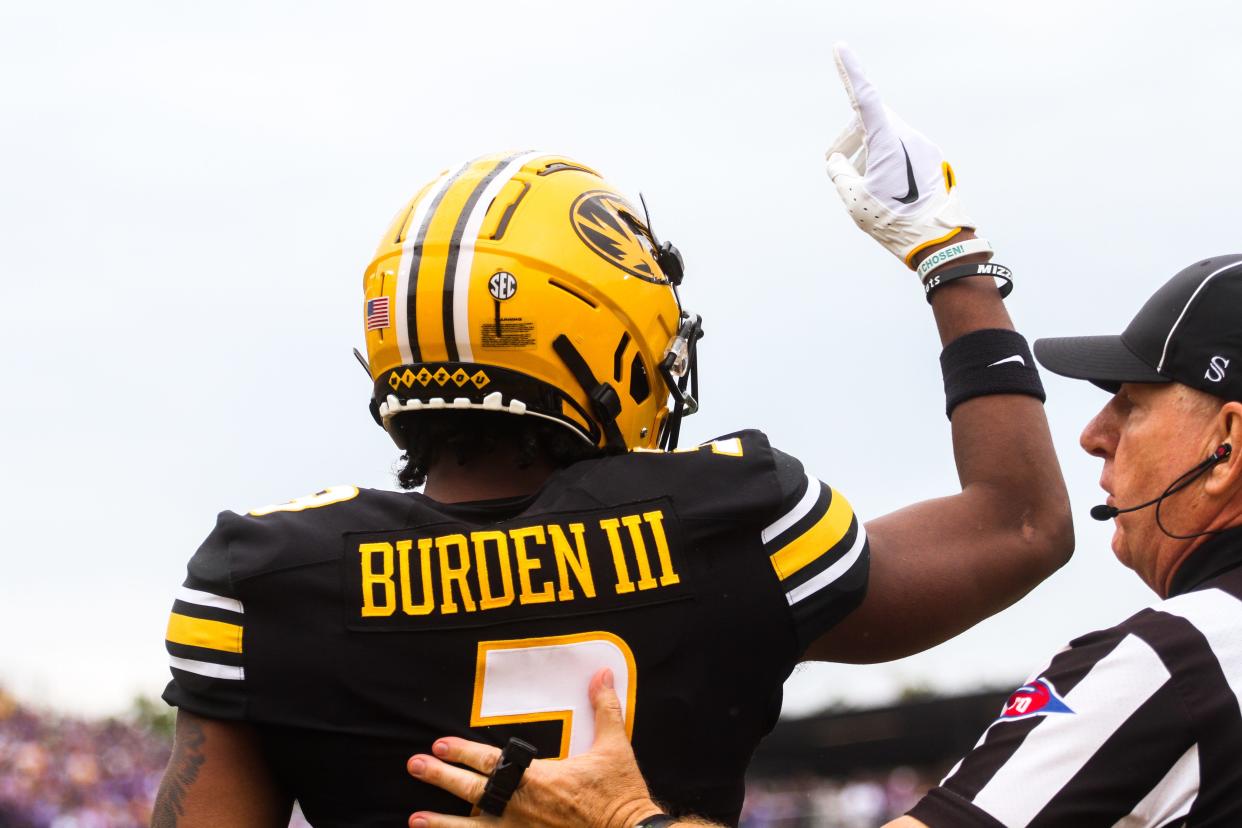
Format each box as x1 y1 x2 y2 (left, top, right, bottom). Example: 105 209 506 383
359 151 702 452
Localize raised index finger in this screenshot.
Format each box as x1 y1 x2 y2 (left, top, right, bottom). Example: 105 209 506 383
833 42 888 138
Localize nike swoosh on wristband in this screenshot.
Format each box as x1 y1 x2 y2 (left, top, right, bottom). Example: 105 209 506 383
988 355 1026 368
893 141 919 204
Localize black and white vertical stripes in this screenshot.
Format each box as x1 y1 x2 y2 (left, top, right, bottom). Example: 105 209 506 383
910 565 1242 827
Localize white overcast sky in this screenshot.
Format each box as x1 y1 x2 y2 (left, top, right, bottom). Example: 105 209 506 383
4 0 1241 717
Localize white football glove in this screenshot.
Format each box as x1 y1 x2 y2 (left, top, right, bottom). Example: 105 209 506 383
826 43 983 271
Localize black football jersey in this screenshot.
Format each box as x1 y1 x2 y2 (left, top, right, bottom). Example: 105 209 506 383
163 430 869 827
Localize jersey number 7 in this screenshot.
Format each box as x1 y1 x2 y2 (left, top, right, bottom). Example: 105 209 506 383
470 631 638 758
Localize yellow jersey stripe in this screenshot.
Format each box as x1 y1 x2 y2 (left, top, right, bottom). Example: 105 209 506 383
769 488 855 581
166 612 244 654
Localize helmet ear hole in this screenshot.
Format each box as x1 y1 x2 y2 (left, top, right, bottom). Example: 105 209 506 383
629 353 651 404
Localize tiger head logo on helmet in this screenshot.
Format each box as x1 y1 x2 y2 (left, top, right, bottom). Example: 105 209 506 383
359 152 702 453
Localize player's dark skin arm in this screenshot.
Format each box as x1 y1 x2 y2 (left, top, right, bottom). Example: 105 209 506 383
803 231 1074 663
151 710 292 828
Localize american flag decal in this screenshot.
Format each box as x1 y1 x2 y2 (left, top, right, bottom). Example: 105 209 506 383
366 297 391 331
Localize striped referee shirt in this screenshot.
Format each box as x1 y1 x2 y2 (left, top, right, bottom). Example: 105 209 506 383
909 527 1242 827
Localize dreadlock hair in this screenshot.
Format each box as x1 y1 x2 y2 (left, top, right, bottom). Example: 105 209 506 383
393 410 605 490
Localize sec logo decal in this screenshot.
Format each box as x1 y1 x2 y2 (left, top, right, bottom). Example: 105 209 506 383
569 190 667 284
488 271 517 301
999 677 1074 722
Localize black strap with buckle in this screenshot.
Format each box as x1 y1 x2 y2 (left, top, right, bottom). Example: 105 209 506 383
476 737 538 817
553 334 626 449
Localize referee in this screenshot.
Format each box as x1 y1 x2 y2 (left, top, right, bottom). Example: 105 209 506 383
403 255 1242 828
898 255 1242 826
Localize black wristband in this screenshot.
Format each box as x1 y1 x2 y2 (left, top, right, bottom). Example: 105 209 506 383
634 815 677 828
940 328 1045 418
925 262 1014 303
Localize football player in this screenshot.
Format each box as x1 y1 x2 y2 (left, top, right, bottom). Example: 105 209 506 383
153 47 1072 828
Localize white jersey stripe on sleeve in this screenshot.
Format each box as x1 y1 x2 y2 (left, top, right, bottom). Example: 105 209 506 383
761 472 817 545
1111 743 1198 828
176 586 244 615
972 633 1171 827
785 525 867 606
169 655 245 681
1159 587 1242 714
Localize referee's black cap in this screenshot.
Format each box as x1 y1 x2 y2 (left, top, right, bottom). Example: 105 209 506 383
1035 254 1242 401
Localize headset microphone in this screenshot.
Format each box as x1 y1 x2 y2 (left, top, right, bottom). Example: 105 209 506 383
1091 443 1232 524
1090 500 1153 522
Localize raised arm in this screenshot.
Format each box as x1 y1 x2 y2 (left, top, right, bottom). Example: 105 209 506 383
805 231 1072 661
803 46 1072 663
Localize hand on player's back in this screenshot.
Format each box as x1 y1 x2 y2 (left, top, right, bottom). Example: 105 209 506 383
407 669 662 828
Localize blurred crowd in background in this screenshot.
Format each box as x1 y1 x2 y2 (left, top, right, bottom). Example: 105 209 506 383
740 769 934 827
0 687 934 827
0 691 310 828
0 690 167 828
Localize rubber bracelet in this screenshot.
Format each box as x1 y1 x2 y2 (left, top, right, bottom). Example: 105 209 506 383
634 816 677 828
914 237 993 281
925 262 1014 304
940 328 1045 418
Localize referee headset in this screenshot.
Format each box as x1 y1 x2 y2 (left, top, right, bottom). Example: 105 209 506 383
1034 255 1242 541
1091 443 1232 539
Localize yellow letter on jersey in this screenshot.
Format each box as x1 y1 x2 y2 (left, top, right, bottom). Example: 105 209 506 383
643 510 681 587
548 522 596 600
359 542 396 617
511 526 554 605
397 538 435 616
473 530 516 611
599 518 636 595
437 534 477 614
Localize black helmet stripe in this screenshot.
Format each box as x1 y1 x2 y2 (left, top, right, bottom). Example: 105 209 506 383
441 151 533 363
402 162 469 363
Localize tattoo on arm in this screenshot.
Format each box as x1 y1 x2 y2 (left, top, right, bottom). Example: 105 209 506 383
152 716 207 828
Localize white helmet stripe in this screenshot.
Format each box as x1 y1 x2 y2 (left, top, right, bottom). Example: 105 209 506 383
450 151 549 364
394 162 469 365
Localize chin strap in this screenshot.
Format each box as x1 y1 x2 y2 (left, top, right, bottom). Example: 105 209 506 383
552 334 625 450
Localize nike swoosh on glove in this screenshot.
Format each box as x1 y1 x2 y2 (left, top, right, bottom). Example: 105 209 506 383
825 43 982 269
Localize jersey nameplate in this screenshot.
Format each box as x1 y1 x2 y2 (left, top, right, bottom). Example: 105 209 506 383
343 499 691 631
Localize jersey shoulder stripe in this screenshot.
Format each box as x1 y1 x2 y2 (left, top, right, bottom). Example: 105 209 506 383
166 613 243 654
168 656 245 681
176 585 244 614
165 587 246 681
759 464 868 650
765 476 856 583
761 471 819 544
784 523 867 607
